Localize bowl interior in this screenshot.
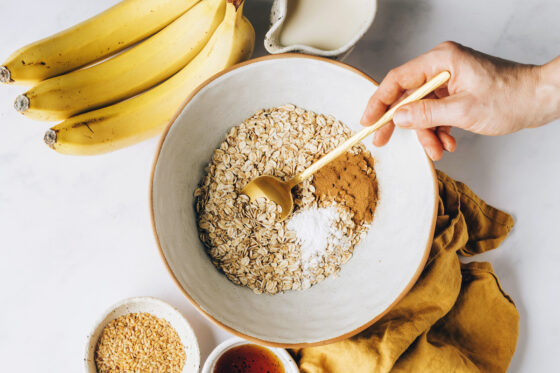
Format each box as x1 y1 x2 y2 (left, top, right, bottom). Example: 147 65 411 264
85 297 200 373
152 56 436 346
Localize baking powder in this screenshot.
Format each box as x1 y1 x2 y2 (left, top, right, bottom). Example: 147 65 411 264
287 205 347 270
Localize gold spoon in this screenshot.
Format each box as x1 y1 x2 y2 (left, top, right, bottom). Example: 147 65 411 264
242 71 451 221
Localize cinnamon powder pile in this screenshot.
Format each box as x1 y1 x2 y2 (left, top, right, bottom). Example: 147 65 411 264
312 151 378 225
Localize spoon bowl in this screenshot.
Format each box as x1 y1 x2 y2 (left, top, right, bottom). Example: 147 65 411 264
241 175 294 221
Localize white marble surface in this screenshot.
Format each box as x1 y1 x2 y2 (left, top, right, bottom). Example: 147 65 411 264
0 0 558 371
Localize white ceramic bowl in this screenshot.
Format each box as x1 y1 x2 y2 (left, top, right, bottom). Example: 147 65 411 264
201 337 299 373
151 54 437 347
85 297 200 373
265 0 377 60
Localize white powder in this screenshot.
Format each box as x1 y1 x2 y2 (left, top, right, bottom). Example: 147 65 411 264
287 205 347 270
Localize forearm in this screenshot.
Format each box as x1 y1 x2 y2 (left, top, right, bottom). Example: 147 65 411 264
534 56 560 127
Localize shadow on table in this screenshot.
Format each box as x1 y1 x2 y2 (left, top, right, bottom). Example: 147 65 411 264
242 0 273 58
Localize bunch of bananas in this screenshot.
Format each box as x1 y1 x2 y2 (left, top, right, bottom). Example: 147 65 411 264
2 0 255 155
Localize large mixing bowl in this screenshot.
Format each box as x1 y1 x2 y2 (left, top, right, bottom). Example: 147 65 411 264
150 54 437 347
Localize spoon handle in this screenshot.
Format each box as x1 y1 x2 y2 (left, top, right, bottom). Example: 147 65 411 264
290 70 451 186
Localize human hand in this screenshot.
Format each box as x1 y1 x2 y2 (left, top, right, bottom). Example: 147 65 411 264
360 41 555 160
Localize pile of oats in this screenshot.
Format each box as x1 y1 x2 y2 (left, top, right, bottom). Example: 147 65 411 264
195 105 371 294
95 313 185 373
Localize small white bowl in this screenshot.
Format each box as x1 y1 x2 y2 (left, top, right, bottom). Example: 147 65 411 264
85 297 200 373
201 337 299 373
264 0 377 60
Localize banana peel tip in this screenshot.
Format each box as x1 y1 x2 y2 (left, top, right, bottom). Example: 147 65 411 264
44 129 57 147
14 94 29 112
0 66 10 83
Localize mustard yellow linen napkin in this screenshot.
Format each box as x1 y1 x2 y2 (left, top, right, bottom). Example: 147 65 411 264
291 171 519 373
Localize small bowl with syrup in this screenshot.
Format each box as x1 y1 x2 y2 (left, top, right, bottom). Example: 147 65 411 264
202 337 299 373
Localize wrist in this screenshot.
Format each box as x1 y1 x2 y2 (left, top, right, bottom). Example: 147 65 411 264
534 57 560 127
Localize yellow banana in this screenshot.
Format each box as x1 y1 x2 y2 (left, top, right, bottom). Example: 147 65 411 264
45 0 255 156
15 0 226 121
0 0 200 85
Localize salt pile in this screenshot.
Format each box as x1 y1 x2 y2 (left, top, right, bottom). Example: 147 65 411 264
287 206 349 270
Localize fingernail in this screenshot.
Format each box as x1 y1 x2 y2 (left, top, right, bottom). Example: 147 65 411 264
426 148 436 161
360 108 372 125
393 108 412 127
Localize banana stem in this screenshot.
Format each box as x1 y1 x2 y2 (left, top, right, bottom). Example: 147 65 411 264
0 66 10 83
227 0 244 10
44 130 57 147
14 94 30 112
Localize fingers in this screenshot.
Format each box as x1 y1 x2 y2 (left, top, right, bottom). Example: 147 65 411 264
393 95 468 129
361 42 462 126
362 92 392 126
416 127 457 161
374 124 458 159
417 129 444 161
363 41 466 150
436 126 457 152
373 121 395 146
361 55 433 125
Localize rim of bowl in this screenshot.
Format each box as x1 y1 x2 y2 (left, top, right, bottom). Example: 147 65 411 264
264 0 378 57
149 53 438 348
201 337 299 373
84 296 200 373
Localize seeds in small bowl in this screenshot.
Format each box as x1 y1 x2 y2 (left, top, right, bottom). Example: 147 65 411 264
95 312 186 373
85 297 200 373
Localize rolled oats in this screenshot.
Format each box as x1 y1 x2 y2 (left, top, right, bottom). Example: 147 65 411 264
195 106 373 294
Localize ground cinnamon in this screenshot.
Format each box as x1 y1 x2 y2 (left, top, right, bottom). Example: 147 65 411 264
313 151 378 225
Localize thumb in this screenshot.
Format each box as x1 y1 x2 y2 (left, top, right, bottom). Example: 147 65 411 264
393 95 467 129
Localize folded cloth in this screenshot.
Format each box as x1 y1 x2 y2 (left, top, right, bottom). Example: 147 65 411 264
290 171 519 373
